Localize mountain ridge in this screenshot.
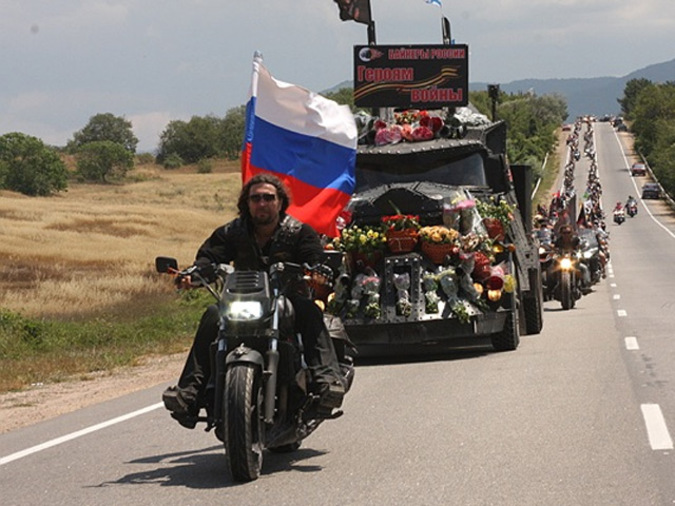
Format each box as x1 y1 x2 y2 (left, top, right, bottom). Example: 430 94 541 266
326 58 675 121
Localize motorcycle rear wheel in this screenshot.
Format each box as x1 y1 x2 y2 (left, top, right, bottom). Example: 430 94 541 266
224 363 264 482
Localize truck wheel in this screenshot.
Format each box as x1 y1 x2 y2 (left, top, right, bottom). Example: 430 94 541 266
522 270 544 335
491 295 520 351
224 364 264 482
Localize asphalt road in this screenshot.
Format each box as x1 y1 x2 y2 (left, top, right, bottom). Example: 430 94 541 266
2 122 675 505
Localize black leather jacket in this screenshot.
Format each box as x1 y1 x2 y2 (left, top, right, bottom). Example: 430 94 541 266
193 214 324 271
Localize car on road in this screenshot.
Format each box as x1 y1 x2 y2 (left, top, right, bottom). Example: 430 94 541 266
631 162 647 176
642 182 661 199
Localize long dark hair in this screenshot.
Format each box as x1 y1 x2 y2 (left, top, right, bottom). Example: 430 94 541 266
237 173 291 218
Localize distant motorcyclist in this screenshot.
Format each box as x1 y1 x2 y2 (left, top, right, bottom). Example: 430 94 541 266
625 195 638 217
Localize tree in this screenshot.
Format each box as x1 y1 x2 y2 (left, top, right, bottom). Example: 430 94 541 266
618 78 652 119
157 115 223 164
76 141 134 182
323 87 355 110
0 132 68 196
68 113 138 153
222 106 246 160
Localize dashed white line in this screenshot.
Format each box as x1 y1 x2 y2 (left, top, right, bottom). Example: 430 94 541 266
610 283 617 288
625 337 639 350
0 402 163 466
617 309 627 317
641 404 674 450
613 294 621 300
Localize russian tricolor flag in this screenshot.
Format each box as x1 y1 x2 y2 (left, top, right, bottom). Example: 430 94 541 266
241 52 357 237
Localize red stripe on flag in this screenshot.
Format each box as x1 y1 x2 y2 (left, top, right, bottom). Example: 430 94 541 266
243 165 349 237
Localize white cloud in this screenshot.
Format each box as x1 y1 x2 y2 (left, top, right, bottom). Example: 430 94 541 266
128 111 176 153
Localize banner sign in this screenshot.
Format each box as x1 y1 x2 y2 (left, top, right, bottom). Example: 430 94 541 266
353 44 469 109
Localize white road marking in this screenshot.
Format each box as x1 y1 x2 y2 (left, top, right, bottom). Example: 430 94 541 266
0 402 163 466
610 283 617 288
625 337 639 350
612 129 675 240
613 294 621 300
641 404 674 450
617 309 627 317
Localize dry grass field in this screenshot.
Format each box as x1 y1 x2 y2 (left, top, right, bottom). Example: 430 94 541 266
0 164 240 318
0 162 242 391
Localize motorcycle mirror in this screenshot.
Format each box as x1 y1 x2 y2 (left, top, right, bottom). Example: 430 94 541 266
155 256 178 273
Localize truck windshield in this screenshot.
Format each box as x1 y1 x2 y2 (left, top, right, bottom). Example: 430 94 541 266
355 152 486 192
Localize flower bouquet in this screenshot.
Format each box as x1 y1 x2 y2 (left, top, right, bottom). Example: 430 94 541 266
382 213 420 253
332 224 387 269
476 197 515 241
419 225 459 264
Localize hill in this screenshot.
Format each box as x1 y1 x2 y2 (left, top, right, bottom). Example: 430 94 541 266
471 58 675 121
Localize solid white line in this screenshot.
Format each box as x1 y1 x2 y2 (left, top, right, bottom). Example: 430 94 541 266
617 309 627 317
0 402 163 466
641 404 674 450
625 337 639 350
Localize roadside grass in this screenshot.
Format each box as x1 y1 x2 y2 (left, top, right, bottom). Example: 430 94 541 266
533 129 566 209
0 162 239 393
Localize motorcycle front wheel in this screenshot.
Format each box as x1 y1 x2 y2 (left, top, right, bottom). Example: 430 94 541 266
224 363 264 482
560 270 573 310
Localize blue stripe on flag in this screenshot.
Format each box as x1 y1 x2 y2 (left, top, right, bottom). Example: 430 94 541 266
249 116 355 194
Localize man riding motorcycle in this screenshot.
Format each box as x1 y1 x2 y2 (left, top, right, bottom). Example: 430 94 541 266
162 173 346 427
625 195 638 217
554 224 592 295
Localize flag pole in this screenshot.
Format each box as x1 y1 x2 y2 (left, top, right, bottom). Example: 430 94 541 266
368 20 376 45
442 16 451 45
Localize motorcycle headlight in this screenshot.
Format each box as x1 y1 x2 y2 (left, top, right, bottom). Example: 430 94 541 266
225 301 264 321
583 250 593 259
560 257 573 270
538 246 546 255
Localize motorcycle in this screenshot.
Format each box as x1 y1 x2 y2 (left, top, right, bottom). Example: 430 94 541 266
534 228 555 301
578 230 603 285
155 255 355 482
613 210 625 225
550 250 583 310
626 201 638 217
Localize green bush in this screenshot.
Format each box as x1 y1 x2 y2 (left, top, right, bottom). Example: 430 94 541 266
197 159 213 174
163 153 183 169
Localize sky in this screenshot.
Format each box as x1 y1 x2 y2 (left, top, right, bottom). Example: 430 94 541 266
2 0 674 153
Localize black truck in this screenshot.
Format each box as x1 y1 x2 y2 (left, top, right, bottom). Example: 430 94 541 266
328 114 544 355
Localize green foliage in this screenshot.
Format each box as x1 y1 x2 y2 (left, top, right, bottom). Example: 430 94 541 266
0 292 212 390
157 106 246 164
135 152 155 165
68 112 139 154
0 132 69 196
494 92 567 170
618 78 652 119
323 87 355 110
197 159 213 173
162 153 184 169
626 81 675 197
222 105 246 160
76 140 134 182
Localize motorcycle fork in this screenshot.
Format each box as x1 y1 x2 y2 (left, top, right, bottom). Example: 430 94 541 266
263 298 283 424
211 321 229 427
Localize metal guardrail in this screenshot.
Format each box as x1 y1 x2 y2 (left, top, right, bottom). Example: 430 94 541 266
530 153 548 200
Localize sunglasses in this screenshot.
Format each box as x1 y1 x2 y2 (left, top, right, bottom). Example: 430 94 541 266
248 193 277 203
